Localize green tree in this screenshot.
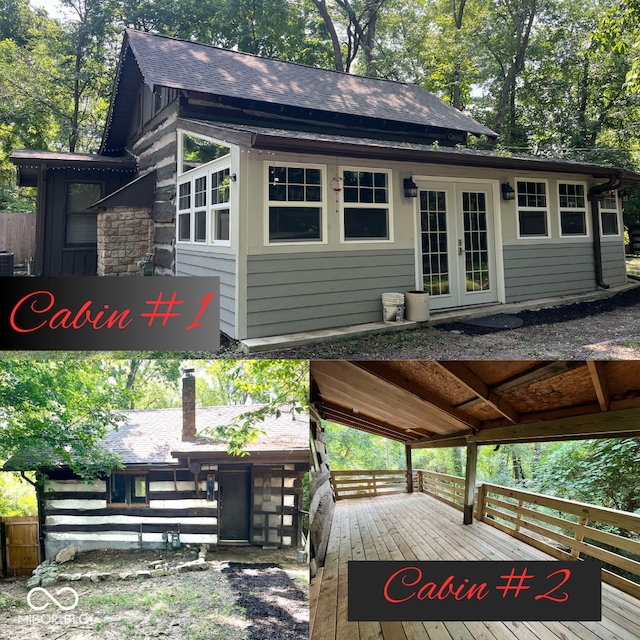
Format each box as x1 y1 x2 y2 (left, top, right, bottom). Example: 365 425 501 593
0 359 126 480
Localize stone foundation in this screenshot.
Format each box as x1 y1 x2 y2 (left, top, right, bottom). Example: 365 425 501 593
97 206 153 276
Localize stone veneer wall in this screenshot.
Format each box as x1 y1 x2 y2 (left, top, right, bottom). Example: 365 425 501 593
97 206 152 276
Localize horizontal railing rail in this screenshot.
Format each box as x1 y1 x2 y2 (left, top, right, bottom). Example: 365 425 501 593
330 470 407 501
477 482 640 600
414 469 467 512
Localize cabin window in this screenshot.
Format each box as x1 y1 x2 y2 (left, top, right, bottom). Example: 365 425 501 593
180 133 230 175
341 169 391 241
177 160 231 246
558 182 587 237
516 180 549 238
108 472 149 506
267 164 326 244
600 191 620 236
65 182 102 246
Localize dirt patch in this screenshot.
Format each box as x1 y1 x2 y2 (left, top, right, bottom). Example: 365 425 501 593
222 563 308 640
0 549 308 640
224 286 640 360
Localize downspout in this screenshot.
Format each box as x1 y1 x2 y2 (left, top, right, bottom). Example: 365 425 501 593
21 471 45 563
588 176 621 289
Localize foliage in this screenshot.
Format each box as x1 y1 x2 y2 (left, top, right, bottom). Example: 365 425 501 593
0 471 37 515
0 359 127 480
205 360 309 455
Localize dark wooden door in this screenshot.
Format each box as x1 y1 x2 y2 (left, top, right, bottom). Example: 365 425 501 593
219 470 250 542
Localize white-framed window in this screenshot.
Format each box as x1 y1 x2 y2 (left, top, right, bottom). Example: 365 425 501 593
178 131 231 176
176 157 232 246
600 191 621 237
516 179 550 238
341 167 392 242
265 163 326 245
558 182 588 237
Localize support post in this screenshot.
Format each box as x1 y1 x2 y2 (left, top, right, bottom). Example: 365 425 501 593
405 445 413 493
463 441 478 525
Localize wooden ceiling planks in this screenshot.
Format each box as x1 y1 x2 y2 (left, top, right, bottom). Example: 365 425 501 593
311 360 640 447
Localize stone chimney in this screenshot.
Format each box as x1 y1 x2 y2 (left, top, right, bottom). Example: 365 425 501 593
182 369 196 441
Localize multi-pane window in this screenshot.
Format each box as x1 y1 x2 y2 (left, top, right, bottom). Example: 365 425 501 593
108 472 148 506
600 191 620 236
517 180 549 237
420 190 449 296
177 161 231 245
65 182 102 246
180 133 230 174
342 169 391 240
558 183 587 236
267 165 323 243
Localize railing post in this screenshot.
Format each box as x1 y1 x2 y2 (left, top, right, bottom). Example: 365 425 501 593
418 470 423 493
572 516 588 557
515 499 524 532
463 441 478 525
405 445 413 493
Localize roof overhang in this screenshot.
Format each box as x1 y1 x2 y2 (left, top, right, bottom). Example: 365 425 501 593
311 361 640 448
91 170 156 209
171 448 309 464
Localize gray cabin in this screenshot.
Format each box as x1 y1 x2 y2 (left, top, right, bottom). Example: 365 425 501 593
10 29 640 339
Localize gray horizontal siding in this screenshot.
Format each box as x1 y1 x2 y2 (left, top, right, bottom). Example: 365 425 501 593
601 241 627 286
246 249 415 338
503 242 626 303
176 249 236 338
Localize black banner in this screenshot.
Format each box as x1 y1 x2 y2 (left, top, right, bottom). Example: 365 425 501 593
348 561 601 621
1 277 220 351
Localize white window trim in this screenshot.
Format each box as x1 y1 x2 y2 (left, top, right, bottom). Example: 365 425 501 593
339 166 394 244
557 181 590 239
177 128 232 177
515 177 551 239
263 161 328 247
599 191 622 238
176 154 232 247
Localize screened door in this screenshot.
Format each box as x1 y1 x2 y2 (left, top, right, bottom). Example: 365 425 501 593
418 181 497 308
218 469 250 542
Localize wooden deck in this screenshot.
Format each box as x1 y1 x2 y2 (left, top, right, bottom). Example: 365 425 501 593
310 492 640 640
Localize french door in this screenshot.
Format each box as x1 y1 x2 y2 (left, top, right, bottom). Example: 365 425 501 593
417 181 498 310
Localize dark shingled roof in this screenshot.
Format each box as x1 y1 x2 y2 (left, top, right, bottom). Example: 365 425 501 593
124 29 496 138
102 405 309 465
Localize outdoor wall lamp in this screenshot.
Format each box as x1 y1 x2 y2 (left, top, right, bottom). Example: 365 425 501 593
501 182 516 201
230 173 237 181
404 177 418 198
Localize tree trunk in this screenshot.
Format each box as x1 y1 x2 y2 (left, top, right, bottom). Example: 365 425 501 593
451 0 467 110
311 0 344 72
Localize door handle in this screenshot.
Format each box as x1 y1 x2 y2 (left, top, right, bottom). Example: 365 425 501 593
458 239 463 255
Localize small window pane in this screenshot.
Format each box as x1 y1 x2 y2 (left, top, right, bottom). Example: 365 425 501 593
179 183 191 210
67 183 102 212
601 192 617 211
215 209 230 241
601 212 619 235
195 210 206 242
212 169 230 204
343 171 358 186
178 212 191 241
66 214 97 245
306 169 321 184
288 167 304 184
110 474 126 504
269 184 286 201
181 133 229 173
195 176 207 208
130 475 147 504
344 207 389 239
561 211 586 236
519 210 547 236
269 206 321 242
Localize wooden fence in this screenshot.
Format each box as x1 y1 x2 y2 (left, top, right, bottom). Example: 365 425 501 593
1 516 39 576
0 212 36 265
477 483 640 599
330 470 407 500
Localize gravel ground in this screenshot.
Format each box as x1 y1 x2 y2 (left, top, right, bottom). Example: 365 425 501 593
219 285 640 360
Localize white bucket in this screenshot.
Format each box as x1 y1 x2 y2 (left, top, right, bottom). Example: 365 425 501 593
382 292 405 324
405 291 430 322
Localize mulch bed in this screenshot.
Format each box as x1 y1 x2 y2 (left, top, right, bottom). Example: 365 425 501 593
437 284 640 336
222 563 308 640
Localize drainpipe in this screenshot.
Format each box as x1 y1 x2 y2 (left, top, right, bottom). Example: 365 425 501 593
22 471 46 563
588 176 621 290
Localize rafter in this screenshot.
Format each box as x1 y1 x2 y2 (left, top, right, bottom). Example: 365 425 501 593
587 361 611 411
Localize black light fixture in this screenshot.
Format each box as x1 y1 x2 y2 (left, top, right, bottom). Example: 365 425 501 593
501 182 516 201
404 177 418 198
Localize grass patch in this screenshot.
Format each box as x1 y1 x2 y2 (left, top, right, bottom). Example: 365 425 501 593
626 255 640 277
0 592 22 611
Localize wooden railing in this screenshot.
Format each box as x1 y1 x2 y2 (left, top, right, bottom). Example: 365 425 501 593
477 483 640 599
414 469 467 512
330 470 407 501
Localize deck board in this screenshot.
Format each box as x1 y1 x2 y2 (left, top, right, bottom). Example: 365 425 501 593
310 492 640 640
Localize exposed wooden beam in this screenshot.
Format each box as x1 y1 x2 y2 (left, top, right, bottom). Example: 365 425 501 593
352 362 479 430
587 361 611 411
467 407 640 444
463 442 478 525
411 435 470 449
435 362 520 423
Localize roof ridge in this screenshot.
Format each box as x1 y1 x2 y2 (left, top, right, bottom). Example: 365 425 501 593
122 403 270 414
124 28 413 89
